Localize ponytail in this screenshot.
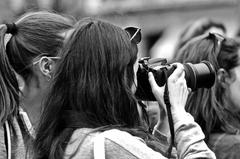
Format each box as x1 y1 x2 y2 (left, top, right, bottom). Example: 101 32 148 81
0 24 19 125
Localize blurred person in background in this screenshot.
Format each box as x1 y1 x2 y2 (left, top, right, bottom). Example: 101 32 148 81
174 32 240 159
34 18 215 159
173 18 226 59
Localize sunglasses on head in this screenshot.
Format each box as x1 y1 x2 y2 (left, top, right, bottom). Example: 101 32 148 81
124 27 142 44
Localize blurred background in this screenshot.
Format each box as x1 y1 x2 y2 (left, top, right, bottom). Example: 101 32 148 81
1 0 240 60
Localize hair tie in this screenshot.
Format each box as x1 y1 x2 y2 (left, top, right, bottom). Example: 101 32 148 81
6 23 18 35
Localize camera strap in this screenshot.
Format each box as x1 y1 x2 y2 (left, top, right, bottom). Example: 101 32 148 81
162 69 175 159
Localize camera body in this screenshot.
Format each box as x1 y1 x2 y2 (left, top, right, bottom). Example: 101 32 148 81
135 57 216 101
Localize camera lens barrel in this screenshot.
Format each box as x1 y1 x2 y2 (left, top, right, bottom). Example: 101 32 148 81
183 61 215 90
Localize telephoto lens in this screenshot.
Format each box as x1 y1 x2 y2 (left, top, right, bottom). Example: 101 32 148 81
135 58 216 101
183 61 215 90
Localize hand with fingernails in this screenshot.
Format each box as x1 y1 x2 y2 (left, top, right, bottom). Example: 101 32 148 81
148 63 190 119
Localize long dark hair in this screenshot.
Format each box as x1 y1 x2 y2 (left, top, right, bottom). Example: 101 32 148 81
6 11 75 83
34 18 154 159
174 33 240 140
0 24 19 125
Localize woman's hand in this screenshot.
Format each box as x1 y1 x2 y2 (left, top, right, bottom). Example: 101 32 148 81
167 63 190 113
148 63 190 115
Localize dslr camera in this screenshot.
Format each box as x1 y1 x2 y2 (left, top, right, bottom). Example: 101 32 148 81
135 57 216 101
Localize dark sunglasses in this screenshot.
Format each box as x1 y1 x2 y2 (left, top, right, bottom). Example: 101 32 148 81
124 27 142 44
208 32 225 57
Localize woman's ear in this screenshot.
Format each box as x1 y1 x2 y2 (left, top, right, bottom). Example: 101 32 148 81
38 56 55 80
217 68 231 87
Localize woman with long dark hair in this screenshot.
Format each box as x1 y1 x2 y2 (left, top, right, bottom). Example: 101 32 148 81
5 11 75 136
175 33 240 159
0 11 75 158
34 18 215 159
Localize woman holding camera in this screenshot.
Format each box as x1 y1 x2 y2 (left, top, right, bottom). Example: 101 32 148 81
34 18 215 159
174 33 240 159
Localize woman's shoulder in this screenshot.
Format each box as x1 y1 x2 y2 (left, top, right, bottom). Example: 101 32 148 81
66 128 146 152
67 128 144 146
65 128 97 159
68 128 147 149
65 128 165 159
